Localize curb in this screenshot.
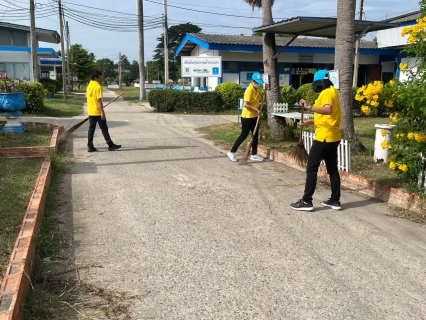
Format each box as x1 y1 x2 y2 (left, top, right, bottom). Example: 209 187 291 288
0 123 63 320
257 145 425 213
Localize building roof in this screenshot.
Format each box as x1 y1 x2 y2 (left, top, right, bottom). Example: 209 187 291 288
0 21 60 44
252 16 400 38
176 33 385 57
383 11 421 23
0 46 60 57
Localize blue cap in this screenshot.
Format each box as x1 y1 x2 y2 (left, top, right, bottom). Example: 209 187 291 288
313 70 329 83
252 72 264 84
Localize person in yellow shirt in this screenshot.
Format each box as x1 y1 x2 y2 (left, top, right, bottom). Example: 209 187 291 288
227 72 265 162
290 70 342 211
86 71 121 152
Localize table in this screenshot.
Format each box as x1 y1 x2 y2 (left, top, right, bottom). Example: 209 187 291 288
272 112 314 128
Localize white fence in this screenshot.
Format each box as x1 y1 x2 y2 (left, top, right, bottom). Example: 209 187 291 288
302 132 351 172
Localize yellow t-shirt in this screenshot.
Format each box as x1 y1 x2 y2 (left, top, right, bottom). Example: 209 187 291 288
86 80 103 116
313 86 341 142
241 83 262 119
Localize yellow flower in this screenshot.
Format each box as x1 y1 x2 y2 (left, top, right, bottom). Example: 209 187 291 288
399 63 408 71
361 105 371 115
381 129 387 137
373 95 379 101
381 140 388 149
385 100 394 108
355 94 364 101
407 132 415 140
396 133 405 139
388 143 392 149
415 133 426 143
389 80 395 85
398 164 408 173
389 162 397 170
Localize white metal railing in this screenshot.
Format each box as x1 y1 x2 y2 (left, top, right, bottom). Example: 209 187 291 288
302 132 351 172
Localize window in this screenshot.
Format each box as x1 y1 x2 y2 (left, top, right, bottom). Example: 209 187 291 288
279 63 292 72
241 62 259 70
11 31 27 46
223 61 241 71
0 29 11 45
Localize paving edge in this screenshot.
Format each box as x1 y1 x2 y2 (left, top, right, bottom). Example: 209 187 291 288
258 145 426 213
0 122 63 320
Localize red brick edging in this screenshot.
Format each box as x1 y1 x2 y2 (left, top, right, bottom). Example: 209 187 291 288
0 122 63 320
258 145 426 213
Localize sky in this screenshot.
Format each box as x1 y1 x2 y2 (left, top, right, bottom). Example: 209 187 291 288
0 0 422 65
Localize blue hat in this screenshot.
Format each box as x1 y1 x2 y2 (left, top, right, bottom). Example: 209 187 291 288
313 70 329 83
252 72 264 84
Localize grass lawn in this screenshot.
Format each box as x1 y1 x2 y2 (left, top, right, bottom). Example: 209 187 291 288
40 94 85 117
196 116 405 189
109 86 146 103
0 158 44 284
0 126 53 148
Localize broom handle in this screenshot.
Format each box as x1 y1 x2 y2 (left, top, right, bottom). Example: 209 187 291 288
103 92 124 109
253 101 264 136
299 104 305 139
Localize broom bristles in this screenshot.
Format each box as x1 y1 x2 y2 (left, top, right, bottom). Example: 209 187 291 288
289 139 309 166
58 117 89 141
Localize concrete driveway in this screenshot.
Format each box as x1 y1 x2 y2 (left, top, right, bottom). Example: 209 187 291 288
58 90 426 319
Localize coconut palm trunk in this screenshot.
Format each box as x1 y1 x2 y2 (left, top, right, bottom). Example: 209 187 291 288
243 0 284 138
334 0 365 151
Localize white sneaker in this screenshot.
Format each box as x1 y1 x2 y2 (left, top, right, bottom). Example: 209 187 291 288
227 152 237 162
250 154 264 161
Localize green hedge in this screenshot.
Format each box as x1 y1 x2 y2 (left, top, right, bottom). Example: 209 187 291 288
148 89 224 113
39 78 62 93
214 82 244 110
18 82 45 114
280 85 298 105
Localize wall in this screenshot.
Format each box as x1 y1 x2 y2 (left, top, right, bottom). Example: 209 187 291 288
376 27 409 48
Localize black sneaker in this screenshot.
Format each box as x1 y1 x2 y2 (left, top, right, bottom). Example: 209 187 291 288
88 146 97 152
108 143 121 151
290 199 314 211
321 199 341 210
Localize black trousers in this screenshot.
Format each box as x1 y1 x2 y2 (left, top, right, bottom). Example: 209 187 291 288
88 116 112 146
231 117 259 155
302 140 341 203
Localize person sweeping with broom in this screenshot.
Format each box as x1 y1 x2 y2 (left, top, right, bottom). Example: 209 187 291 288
290 70 342 211
227 72 265 162
86 71 121 152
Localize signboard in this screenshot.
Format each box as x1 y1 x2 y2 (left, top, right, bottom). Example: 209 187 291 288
49 71 56 80
0 73 7 79
298 54 314 63
328 69 340 89
181 56 222 77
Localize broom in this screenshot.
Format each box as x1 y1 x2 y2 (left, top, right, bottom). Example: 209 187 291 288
239 101 264 165
289 105 309 166
59 92 124 141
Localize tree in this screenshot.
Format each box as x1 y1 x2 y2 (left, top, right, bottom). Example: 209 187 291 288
153 23 202 82
334 0 364 151
243 0 284 138
70 44 96 87
146 60 161 83
95 58 116 83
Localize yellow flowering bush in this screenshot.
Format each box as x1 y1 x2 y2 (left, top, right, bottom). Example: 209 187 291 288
388 5 426 186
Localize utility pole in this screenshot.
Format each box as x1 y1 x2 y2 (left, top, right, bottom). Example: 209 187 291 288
163 0 169 87
137 0 146 100
66 21 71 93
30 0 38 82
353 0 364 88
118 52 122 89
58 0 67 99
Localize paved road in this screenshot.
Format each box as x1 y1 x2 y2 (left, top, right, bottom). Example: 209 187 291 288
51 91 426 319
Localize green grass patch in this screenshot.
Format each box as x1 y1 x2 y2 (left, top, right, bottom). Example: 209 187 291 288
109 86 145 104
38 95 85 117
0 158 44 283
0 127 52 148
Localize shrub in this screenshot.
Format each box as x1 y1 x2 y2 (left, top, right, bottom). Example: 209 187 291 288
214 82 244 110
280 85 298 105
352 87 363 116
18 82 45 114
39 78 62 93
148 89 224 113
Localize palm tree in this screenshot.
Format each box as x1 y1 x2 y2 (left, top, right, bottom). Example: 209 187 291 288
243 0 284 138
334 0 365 151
